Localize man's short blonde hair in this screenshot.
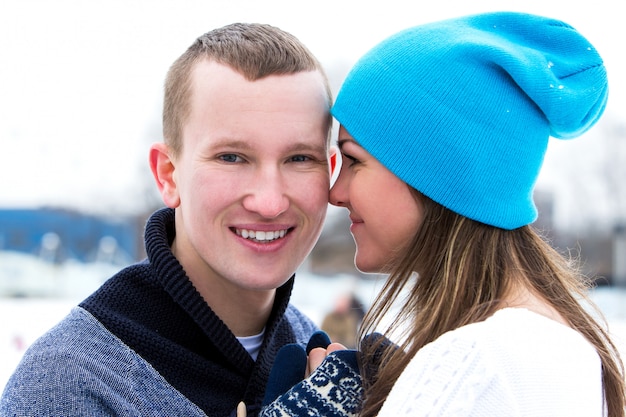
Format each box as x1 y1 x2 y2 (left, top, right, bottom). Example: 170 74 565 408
163 23 332 156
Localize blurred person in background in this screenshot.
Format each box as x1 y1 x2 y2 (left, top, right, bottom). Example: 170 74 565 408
1 22 334 417
258 11 625 417
321 292 365 349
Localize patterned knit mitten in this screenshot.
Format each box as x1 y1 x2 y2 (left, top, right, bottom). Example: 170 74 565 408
259 349 363 417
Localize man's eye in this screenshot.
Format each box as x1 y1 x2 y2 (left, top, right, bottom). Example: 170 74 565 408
219 154 243 163
290 155 312 163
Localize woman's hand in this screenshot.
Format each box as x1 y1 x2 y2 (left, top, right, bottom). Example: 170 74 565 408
306 342 347 376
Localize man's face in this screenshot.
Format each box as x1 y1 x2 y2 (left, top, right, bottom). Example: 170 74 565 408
166 61 330 294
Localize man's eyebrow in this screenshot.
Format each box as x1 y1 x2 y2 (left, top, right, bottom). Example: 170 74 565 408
207 139 252 150
287 142 327 154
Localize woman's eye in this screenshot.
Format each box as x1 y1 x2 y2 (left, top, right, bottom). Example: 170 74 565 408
343 153 360 166
219 154 243 163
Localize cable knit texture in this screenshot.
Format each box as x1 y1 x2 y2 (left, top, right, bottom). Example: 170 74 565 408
377 308 605 416
0 207 318 417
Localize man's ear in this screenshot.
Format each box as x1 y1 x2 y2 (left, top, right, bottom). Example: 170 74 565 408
149 143 180 208
329 145 341 189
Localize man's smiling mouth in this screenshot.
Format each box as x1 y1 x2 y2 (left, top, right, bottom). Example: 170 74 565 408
233 228 290 243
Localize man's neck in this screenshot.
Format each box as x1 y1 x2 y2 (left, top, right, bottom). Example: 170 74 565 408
189 271 276 336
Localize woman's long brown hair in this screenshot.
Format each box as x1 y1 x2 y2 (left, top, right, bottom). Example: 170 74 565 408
358 191 625 417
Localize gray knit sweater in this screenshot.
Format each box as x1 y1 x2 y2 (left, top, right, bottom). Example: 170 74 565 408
0 208 317 417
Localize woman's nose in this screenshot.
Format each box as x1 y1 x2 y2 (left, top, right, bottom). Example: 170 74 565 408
329 168 348 208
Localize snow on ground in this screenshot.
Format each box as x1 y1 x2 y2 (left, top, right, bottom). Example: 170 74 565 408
1 268 626 393
0 297 79 390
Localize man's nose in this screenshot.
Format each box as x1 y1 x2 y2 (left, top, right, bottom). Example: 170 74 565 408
242 168 290 218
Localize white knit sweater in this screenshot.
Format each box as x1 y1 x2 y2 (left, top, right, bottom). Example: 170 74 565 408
378 308 605 416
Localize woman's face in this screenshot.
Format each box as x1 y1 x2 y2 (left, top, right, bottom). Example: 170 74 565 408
329 126 424 273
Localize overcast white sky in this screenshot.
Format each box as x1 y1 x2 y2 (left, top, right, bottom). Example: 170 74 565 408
1 0 625 229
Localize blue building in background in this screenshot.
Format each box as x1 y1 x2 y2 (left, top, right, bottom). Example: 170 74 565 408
0 208 143 265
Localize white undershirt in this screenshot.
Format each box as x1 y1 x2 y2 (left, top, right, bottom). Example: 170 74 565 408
237 328 266 361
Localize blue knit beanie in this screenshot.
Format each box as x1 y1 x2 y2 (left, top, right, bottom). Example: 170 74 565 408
331 12 608 229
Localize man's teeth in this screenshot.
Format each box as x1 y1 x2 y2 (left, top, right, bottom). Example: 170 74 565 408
236 228 287 242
